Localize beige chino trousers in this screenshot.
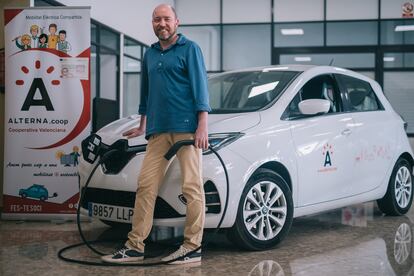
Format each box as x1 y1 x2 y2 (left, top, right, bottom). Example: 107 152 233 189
126 133 205 251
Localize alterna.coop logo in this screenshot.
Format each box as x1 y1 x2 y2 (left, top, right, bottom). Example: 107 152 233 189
318 143 337 173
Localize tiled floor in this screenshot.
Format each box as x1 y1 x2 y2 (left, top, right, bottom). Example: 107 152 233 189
1 202 414 275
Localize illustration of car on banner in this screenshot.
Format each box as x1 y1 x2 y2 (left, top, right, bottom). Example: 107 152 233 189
19 184 58 201
78 65 414 250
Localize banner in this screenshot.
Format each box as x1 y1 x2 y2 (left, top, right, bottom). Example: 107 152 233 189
3 7 91 219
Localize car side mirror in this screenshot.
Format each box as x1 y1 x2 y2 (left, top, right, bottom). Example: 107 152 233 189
298 99 331 115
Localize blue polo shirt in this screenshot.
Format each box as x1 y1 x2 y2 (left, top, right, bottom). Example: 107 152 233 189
138 34 211 138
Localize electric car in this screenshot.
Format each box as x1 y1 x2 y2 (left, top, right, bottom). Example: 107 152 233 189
78 65 414 250
19 184 57 201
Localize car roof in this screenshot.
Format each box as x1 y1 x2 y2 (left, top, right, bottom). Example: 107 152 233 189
227 64 317 73
209 65 378 89
215 65 374 83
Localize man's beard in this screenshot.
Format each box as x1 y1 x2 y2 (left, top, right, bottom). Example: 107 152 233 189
157 29 176 42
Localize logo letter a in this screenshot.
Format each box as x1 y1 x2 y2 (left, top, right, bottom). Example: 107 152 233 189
21 78 54 111
324 151 332 167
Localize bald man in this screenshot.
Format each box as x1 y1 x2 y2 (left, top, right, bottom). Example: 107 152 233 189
102 4 210 265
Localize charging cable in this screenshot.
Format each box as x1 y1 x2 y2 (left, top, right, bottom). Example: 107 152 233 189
57 140 229 266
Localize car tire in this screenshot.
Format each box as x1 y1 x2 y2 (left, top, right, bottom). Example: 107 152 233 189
21 193 27 199
40 196 46 201
377 158 413 216
228 168 293 251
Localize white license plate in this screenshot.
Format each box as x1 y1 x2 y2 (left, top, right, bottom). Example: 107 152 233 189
88 203 134 223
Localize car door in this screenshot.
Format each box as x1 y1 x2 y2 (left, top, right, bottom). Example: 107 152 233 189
335 74 397 194
28 186 38 197
283 74 356 206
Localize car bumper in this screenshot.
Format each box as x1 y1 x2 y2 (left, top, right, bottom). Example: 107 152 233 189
78 147 250 228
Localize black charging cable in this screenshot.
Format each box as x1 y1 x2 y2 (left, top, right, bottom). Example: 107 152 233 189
57 140 229 266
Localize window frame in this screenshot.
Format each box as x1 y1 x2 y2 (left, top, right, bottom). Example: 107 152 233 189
281 73 344 120
335 73 385 113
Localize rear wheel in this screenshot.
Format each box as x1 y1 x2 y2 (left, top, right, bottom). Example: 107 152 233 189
377 158 413 216
228 168 293 250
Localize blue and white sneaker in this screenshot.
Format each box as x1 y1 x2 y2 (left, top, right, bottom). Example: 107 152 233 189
101 245 144 263
161 245 202 264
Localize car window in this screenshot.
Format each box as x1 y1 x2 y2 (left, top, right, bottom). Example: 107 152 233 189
208 71 299 113
336 74 383 112
209 79 233 109
283 74 341 120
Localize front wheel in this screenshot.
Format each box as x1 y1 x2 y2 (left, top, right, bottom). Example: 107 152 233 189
228 168 293 250
377 158 413 216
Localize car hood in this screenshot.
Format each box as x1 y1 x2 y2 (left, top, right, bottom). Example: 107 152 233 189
208 112 260 133
96 113 260 146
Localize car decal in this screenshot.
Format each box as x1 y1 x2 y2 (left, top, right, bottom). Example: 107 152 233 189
318 143 338 173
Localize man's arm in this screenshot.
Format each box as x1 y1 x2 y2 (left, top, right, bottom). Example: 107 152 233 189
187 43 211 149
15 39 24 50
187 44 211 113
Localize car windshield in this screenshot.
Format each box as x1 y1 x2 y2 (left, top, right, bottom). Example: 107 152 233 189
208 70 300 113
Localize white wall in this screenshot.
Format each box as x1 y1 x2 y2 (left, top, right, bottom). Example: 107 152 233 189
382 0 414 19
223 0 270 23
176 0 220 24
274 0 324 22
327 0 378 20
58 0 174 45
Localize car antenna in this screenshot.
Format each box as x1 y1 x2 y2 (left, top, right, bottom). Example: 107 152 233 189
329 58 334 66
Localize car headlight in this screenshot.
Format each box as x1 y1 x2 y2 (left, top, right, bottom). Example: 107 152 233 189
204 132 244 155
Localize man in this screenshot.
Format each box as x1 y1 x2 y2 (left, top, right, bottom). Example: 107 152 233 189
102 4 210 265
57 30 71 53
29 25 39 48
47 23 58 49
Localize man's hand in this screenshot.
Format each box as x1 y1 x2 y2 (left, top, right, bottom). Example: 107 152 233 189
195 125 208 149
123 115 147 139
195 111 208 149
122 127 145 139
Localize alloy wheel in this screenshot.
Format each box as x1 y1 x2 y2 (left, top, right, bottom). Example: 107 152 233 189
394 166 412 209
243 181 287 241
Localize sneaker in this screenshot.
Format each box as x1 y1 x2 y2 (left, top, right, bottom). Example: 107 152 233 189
101 245 144 263
161 245 202 264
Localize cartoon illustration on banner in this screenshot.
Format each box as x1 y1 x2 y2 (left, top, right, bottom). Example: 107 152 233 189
3 7 91 219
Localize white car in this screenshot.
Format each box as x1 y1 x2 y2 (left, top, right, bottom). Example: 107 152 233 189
79 65 414 250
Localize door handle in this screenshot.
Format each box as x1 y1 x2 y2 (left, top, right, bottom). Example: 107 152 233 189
341 129 352 136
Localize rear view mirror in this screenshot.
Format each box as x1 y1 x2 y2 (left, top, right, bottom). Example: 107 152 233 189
298 99 330 115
